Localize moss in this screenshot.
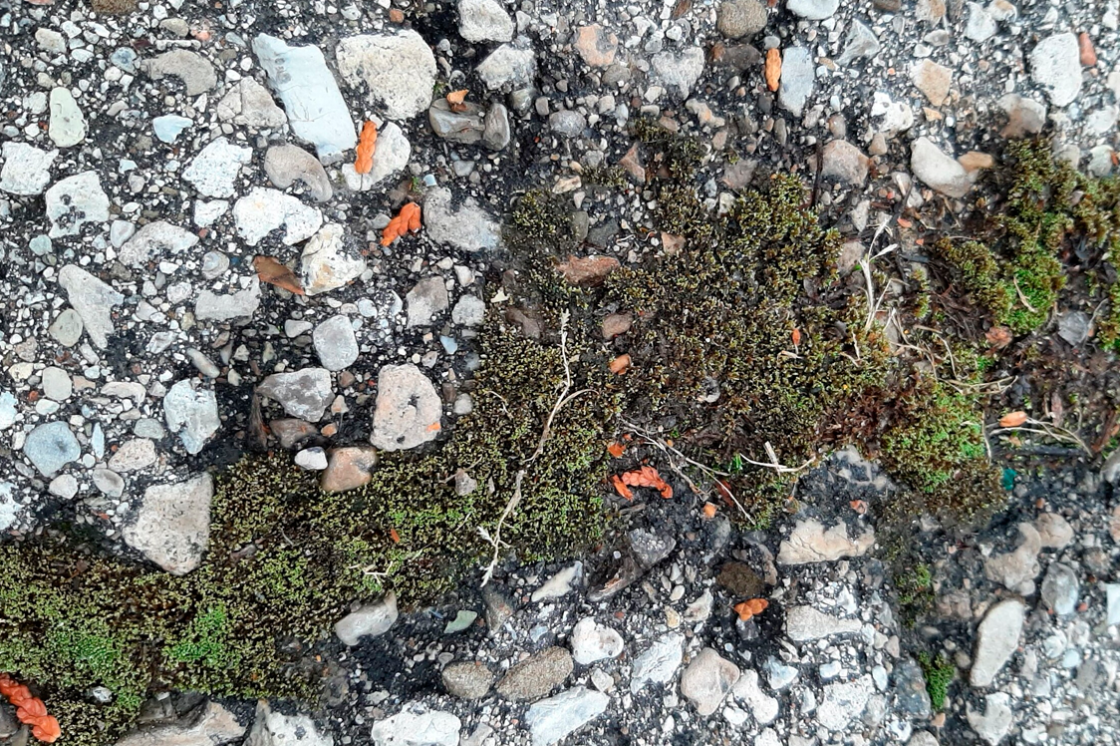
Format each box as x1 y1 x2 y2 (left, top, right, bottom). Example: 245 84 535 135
1098 280 1120 352
917 652 954 711
894 563 934 627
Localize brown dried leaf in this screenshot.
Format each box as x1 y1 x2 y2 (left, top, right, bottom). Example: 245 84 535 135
253 255 305 296
446 89 469 113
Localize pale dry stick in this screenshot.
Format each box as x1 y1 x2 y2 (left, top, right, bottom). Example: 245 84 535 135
1012 276 1039 314
739 441 816 475
989 417 1091 454
480 312 590 586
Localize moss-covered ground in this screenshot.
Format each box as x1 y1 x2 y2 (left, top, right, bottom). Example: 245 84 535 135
3 134 1120 743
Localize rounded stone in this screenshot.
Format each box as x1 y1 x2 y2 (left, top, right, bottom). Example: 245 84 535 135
312 315 359 371
717 0 767 39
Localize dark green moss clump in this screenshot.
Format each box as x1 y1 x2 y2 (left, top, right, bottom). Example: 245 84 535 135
918 651 955 711
0 321 620 745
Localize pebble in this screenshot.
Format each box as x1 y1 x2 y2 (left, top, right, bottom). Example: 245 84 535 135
233 187 323 246
893 660 932 718
301 223 366 296
549 110 587 137
46 172 110 238
837 20 881 65
119 221 199 267
250 702 333 746
575 24 619 66
1040 563 1079 616
121 473 213 575
152 115 194 143
630 633 684 693
476 43 537 90
496 647 573 701
370 364 442 451
140 49 217 95
48 88 86 147
983 522 1042 595
910 137 975 198
183 137 253 199
817 675 874 730
423 187 502 253
295 447 329 471
442 662 494 700
335 593 399 645
733 669 779 723
265 144 334 202
966 692 1014 746
57 264 123 349
1029 33 1082 107
48 474 79 500
254 34 357 162
965 2 999 42
717 0 767 39
999 94 1046 138
312 315 359 371
451 296 486 327
41 367 72 401
651 47 706 98
778 518 874 564
343 123 411 191
681 649 740 716
429 99 486 144
820 140 869 185
195 280 262 324
0 143 58 196
970 599 1025 686
911 60 952 107
785 606 862 641
336 32 437 120
406 277 451 328
524 687 609 746
763 657 798 690
259 368 335 422
320 447 378 492
787 0 839 20
779 47 814 116
23 421 81 477
216 78 287 130
108 439 158 473
531 562 583 601
570 618 624 665
163 379 221 455
370 708 460 746
459 0 515 43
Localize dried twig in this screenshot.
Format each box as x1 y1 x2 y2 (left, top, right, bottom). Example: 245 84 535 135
738 441 816 475
988 417 1091 455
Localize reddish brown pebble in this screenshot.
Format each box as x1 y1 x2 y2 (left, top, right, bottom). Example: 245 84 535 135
1079 32 1097 66
389 8 405 22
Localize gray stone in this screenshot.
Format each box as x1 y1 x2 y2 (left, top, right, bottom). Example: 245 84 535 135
152 114 193 143
248 701 333 746
908 733 940 746
93 469 126 498
41 367 71 401
779 46 814 116
984 522 1042 595
336 32 437 120
893 660 932 718
141 50 217 95
46 171 110 238
970 599 1025 686
570 617 624 665
452 295 486 326
216 77 287 129
23 421 80 477
818 676 873 730
837 20 880 65
820 140 870 185
342 122 411 191
524 687 609 746
49 87 87 147
294 447 328 470
0 482 16 531
477 42 537 90
302 223 366 295
681 648 740 716
483 103 511 150
119 221 199 267
717 0 767 39
233 187 323 246
406 277 451 327
254 34 357 162
629 528 676 568
265 144 334 202
442 662 494 699
313 315 359 371
788 0 839 19
196 279 262 324
778 518 874 564
122 473 212 575
1058 311 1091 345
530 562 582 601
370 364 442 451
999 94 1047 138
1034 512 1073 549
651 47 706 98
496 647 574 701
1040 563 1079 616
108 438 158 473
370 707 459 746
0 142 58 195
114 701 245 746
58 264 123 348
459 0 515 42
1105 583 1120 626
966 692 1013 745
49 308 83 347
965 2 998 42
732 669 779 723
630 633 684 693
0 392 16 430
429 98 486 144
549 110 586 137
336 593 398 645
785 606 862 641
183 137 252 198
424 187 502 252
259 368 334 421
163 379 221 455
763 657 798 690
911 137 974 198
1029 33 1081 107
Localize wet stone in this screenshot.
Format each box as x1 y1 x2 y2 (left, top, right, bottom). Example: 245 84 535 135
496 647 574 701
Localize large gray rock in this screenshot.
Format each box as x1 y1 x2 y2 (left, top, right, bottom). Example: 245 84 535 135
911 137 975 198
195 278 262 324
119 221 199 267
183 137 252 198
785 606 861 641
966 692 1014 745
259 368 334 421
651 47 705 98
370 364 441 451
233 187 323 246
23 422 80 477
1029 32 1082 107
46 171 110 238
248 701 333 746
264 144 334 202
0 142 58 195
406 277 450 327
48 87 87 147
496 647 574 701
778 518 874 563
817 675 874 730
335 593 398 645
630 633 684 693
524 687 609 746
970 599 1025 686
216 77 287 129
476 42 537 90
336 32 437 120
459 0 515 42
254 34 357 162
114 701 244 746
58 264 124 348
122 473 213 575
141 50 217 95
370 706 460 746
313 315 359 371
301 223 366 296
983 522 1042 595
787 0 838 19
163 379 221 455
779 46 814 116
680 648 740 716
424 187 502 252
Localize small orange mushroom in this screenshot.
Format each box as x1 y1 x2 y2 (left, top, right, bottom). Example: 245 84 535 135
355 120 378 174
0 675 60 743
764 48 781 92
381 202 422 246
733 598 769 621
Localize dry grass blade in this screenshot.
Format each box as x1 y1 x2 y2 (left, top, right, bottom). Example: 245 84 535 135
253 256 305 295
